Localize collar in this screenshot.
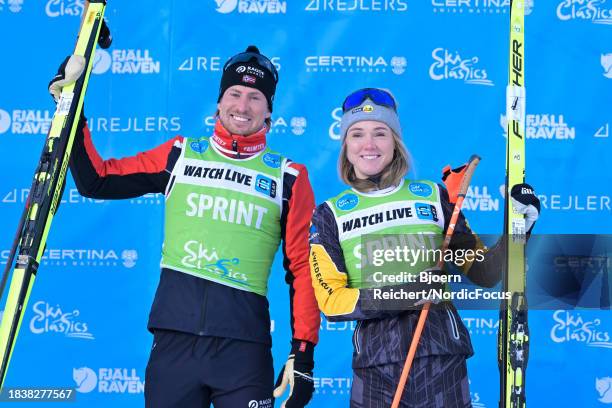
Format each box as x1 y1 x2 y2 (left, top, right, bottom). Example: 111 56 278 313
211 120 267 159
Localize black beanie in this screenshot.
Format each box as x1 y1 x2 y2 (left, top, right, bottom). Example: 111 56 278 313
218 45 278 112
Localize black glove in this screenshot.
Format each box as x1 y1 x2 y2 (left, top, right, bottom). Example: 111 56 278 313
273 340 314 408
510 183 540 234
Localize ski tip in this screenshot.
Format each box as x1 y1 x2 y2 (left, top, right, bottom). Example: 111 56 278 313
468 154 482 163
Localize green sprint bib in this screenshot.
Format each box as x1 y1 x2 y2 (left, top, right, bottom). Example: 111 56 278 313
161 137 284 295
327 180 445 289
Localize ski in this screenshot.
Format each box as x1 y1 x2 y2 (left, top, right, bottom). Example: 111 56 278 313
0 0 110 388
498 1 528 407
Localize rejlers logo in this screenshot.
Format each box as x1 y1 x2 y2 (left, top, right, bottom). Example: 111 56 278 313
305 0 407 12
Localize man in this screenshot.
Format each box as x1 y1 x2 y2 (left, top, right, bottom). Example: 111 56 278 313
49 46 320 408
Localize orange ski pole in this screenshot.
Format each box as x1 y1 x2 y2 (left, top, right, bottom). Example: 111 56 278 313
391 154 481 408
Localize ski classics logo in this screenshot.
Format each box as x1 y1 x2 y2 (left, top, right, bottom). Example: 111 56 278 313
432 0 534 15
1 248 138 268
557 0 612 24
468 379 487 408
305 0 407 12
0 108 53 135
45 0 83 17
550 310 612 349
73 367 145 394
329 107 343 140
29 300 94 340
597 377 612 404
214 0 286 14
500 113 576 140
92 49 160 75
602 53 612 78
462 186 500 211
429 48 493 86
305 55 407 75
0 0 24 13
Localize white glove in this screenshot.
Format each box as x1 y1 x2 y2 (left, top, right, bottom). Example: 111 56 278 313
48 55 86 102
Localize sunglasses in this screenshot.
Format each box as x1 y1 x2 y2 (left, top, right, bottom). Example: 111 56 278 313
342 88 397 113
223 52 279 83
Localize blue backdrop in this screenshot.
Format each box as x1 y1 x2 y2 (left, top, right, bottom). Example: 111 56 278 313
0 0 611 406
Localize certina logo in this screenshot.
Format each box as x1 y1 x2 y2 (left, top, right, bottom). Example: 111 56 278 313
92 49 160 75
130 192 164 205
596 377 612 404
432 0 533 15
463 316 499 335
463 186 500 212
202 114 303 135
314 377 352 395
305 0 407 12
1 248 138 268
557 0 612 24
550 310 612 348
0 108 53 135
602 53 612 78
87 116 181 133
179 56 280 72
73 367 144 394
305 55 407 75
45 0 82 17
0 0 23 13
500 113 576 140
29 300 94 340
429 48 493 86
214 0 286 14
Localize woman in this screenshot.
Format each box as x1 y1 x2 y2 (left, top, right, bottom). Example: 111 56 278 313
309 88 540 407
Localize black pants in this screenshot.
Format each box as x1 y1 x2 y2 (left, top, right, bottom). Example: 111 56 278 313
350 355 472 408
145 330 274 408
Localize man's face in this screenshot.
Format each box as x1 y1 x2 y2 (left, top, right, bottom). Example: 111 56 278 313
217 85 270 135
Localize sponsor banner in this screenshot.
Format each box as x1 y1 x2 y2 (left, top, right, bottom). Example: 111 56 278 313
29 300 94 340
0 108 53 135
1 187 104 205
603 53 612 78
214 0 287 14
431 0 534 15
202 115 306 135
92 49 160 75
305 56 407 75
73 367 144 394
550 310 612 349
1 248 138 269
429 48 493 86
596 377 612 404
557 0 612 24
313 377 352 396
500 113 576 140
0 0 24 13
45 0 83 17
178 56 281 73
87 115 181 133
305 0 408 12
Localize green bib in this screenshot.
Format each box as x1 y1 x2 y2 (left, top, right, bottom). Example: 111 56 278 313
327 180 445 289
161 137 284 295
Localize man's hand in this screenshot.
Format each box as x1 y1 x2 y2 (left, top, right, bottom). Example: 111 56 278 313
48 55 86 102
273 340 314 408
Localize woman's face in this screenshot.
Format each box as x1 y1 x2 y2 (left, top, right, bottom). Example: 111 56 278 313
345 120 395 179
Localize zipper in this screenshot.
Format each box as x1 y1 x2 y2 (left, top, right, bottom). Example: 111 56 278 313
446 308 460 340
232 139 240 159
197 281 209 336
353 321 363 354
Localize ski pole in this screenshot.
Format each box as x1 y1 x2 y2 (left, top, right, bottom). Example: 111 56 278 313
391 154 481 408
0 0 111 388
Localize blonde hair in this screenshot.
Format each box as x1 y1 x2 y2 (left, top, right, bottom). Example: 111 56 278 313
338 130 409 192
